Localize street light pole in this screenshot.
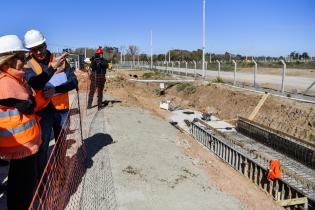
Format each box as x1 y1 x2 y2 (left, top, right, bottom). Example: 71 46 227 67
168 50 171 63
150 30 153 70
202 0 206 78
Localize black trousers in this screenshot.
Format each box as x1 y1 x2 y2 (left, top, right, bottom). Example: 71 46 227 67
7 154 37 210
88 72 106 108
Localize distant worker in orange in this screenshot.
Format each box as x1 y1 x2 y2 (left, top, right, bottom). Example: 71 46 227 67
0 35 42 210
87 47 108 110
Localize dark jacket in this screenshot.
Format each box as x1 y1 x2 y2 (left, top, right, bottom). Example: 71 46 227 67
90 54 108 74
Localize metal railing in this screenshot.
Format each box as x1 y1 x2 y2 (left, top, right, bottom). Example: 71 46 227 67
190 120 310 210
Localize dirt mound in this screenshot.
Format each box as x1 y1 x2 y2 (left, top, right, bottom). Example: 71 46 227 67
256 97 315 144
167 83 261 121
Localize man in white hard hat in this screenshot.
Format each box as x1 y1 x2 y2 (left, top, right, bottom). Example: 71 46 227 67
23 29 71 178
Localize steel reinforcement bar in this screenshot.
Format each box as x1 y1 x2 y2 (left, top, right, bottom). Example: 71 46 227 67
237 117 315 169
190 121 310 210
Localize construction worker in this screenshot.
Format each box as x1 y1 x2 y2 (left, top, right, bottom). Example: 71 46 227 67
23 29 68 178
0 35 42 210
87 47 108 110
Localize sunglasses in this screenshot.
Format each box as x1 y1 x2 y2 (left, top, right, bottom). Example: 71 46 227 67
14 53 30 62
30 44 46 54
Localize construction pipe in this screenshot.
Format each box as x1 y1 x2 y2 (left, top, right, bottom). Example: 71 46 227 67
253 59 257 88
129 79 195 83
232 60 237 85
216 60 221 78
280 59 286 93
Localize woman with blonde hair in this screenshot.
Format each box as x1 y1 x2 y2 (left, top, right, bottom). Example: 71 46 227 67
0 35 42 210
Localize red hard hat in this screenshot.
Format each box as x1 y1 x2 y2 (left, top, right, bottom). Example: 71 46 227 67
96 48 103 54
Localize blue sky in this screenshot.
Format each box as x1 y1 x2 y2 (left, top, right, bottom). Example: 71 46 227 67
1 0 314 56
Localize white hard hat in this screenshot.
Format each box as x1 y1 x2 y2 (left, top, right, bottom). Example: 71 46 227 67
24 29 46 48
0 35 29 54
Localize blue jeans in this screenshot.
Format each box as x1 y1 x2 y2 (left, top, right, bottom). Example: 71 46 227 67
58 109 69 128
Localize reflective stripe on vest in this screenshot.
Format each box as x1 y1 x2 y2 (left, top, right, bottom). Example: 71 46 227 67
0 109 20 118
51 92 69 110
0 107 41 148
0 118 36 137
27 58 43 75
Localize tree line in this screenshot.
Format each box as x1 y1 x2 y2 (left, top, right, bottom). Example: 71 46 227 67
63 45 312 64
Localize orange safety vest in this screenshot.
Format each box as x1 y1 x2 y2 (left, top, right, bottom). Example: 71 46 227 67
0 73 42 159
24 55 55 112
51 58 70 110
267 160 281 181
51 92 69 110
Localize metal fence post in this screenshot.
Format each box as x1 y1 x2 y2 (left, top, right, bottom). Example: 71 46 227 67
253 59 257 88
280 59 286 93
193 60 196 78
178 61 181 75
216 60 221 78
171 61 174 74
185 61 188 76
232 60 237 85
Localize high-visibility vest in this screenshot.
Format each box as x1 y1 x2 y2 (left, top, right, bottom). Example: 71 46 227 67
51 59 70 110
0 73 41 159
24 55 55 112
51 92 69 110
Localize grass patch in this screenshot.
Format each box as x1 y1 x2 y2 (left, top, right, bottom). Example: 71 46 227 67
213 77 224 83
176 83 197 95
142 71 166 79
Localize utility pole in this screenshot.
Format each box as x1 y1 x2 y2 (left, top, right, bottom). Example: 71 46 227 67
202 0 206 78
84 48 87 58
150 30 153 69
168 50 171 63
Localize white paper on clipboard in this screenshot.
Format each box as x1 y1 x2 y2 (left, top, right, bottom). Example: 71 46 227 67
46 72 67 87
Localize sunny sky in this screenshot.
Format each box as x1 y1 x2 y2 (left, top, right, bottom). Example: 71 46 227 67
1 0 314 56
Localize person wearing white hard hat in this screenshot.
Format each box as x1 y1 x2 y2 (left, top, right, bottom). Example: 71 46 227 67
23 29 76 178
0 35 42 210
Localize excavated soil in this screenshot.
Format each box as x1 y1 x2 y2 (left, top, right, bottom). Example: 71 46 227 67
76 70 315 146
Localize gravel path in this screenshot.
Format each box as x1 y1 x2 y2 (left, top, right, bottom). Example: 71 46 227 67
79 100 242 210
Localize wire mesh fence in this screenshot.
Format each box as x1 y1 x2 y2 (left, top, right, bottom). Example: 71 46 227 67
29 92 87 210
